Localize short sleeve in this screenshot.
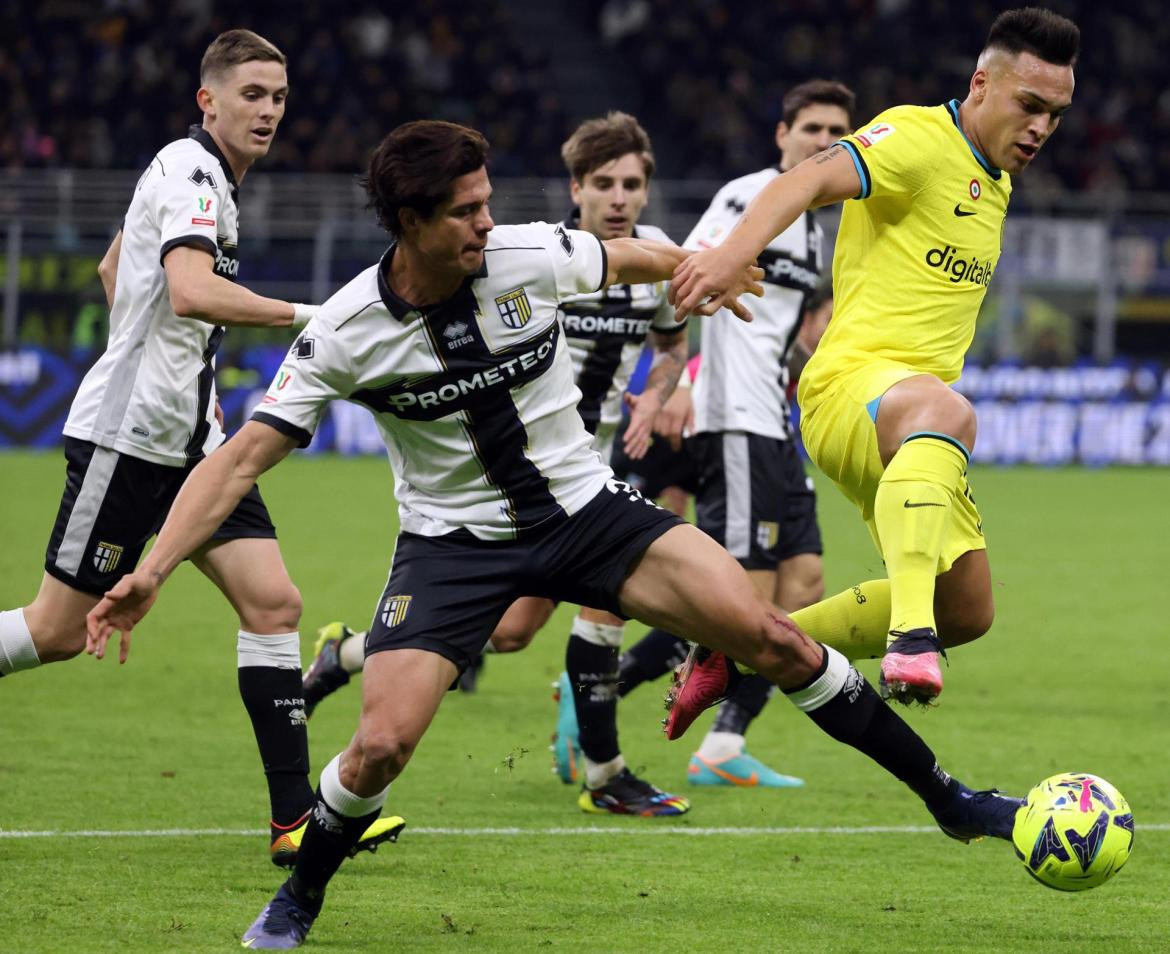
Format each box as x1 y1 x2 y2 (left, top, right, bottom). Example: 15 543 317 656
683 186 739 252
155 160 223 264
836 107 943 201
250 324 352 448
544 223 608 300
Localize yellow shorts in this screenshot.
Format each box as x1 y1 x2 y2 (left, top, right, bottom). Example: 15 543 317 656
799 361 985 574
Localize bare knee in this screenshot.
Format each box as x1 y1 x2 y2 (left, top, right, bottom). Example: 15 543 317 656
355 728 417 783
23 603 87 663
239 581 303 634
490 619 537 653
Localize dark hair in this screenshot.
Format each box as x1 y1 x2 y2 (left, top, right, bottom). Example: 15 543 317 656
561 111 655 182
984 7 1080 66
362 121 489 236
200 29 285 85
781 79 855 127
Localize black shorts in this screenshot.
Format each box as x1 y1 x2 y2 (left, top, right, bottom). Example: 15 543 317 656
691 431 822 571
365 481 684 674
44 437 277 596
610 426 699 501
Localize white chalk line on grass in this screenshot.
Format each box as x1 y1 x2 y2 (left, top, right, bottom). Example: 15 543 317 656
2 824 1168 839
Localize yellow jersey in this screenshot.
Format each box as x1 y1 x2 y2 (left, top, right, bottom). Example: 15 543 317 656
800 100 1011 405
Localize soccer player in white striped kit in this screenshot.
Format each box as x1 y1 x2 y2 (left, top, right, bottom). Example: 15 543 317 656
0 29 401 864
88 121 1027 949
302 113 695 816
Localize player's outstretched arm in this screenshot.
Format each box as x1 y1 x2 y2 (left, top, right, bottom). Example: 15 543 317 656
163 246 317 329
603 238 764 322
623 330 689 459
670 145 861 321
85 421 298 662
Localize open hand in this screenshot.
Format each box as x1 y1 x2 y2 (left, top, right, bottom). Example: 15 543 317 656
85 570 162 664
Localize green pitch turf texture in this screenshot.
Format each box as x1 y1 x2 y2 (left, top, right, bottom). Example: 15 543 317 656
1 450 1166 952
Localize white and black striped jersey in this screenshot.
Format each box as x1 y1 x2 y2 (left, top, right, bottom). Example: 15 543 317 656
684 167 823 440
64 127 240 466
560 216 685 457
254 222 614 541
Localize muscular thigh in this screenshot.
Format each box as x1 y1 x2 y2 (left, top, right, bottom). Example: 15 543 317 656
618 524 765 652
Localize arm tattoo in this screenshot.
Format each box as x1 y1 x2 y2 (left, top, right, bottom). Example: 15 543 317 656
643 343 687 406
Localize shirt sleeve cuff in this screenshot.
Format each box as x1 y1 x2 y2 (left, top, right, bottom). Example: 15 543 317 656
160 234 216 266
251 411 312 449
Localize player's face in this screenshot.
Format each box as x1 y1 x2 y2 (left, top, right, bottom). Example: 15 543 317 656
975 51 1073 174
775 104 851 171
419 166 495 275
200 60 289 168
570 153 649 239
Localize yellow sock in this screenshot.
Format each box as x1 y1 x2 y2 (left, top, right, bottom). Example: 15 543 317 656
789 579 891 661
873 434 968 643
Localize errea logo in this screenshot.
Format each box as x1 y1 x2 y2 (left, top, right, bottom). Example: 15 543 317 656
443 321 473 350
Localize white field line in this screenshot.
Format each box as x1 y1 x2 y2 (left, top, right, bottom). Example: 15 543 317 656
1 824 1168 839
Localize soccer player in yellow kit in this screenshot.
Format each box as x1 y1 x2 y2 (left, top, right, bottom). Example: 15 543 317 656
666 7 1079 721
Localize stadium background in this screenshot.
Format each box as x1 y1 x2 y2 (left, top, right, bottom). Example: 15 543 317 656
1 0 1169 464
2 5 1168 950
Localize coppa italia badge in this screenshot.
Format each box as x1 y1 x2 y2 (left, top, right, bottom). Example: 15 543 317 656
192 196 215 226
855 123 896 147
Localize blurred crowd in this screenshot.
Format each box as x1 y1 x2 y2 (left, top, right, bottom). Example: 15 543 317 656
0 0 568 177
597 0 1170 199
3 0 1168 197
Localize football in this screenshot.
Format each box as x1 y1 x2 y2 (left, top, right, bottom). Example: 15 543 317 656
1012 773 1134 891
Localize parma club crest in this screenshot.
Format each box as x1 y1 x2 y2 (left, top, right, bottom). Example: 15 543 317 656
495 288 532 329
92 541 124 574
381 595 412 627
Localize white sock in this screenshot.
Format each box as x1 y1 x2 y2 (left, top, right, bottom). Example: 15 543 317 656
236 630 301 669
339 631 366 674
320 753 389 817
697 731 745 762
0 608 40 675
584 754 626 789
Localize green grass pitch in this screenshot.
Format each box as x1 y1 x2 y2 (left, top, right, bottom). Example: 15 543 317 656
1 450 1167 952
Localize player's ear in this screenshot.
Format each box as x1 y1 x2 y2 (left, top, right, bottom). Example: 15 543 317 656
398 207 420 236
568 177 583 205
774 122 789 153
197 85 215 117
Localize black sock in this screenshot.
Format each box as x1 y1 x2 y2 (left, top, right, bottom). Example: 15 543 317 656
785 645 955 808
239 666 315 827
287 793 380 913
566 633 620 764
712 674 774 735
617 628 690 698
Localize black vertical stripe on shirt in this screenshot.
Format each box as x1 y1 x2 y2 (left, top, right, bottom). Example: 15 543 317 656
420 286 562 534
184 325 226 461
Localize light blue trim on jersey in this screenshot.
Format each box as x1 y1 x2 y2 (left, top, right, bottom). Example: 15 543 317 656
866 394 882 422
836 139 872 199
903 429 971 463
946 100 1002 180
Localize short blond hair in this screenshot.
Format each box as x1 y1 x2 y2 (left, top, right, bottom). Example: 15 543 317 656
200 29 286 85
561 112 655 183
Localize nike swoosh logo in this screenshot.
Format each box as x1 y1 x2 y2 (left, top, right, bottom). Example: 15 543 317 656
706 763 760 786
904 500 946 508
953 204 976 217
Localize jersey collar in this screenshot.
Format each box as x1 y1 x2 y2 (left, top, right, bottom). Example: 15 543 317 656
945 100 1002 180
188 125 241 197
377 244 488 322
